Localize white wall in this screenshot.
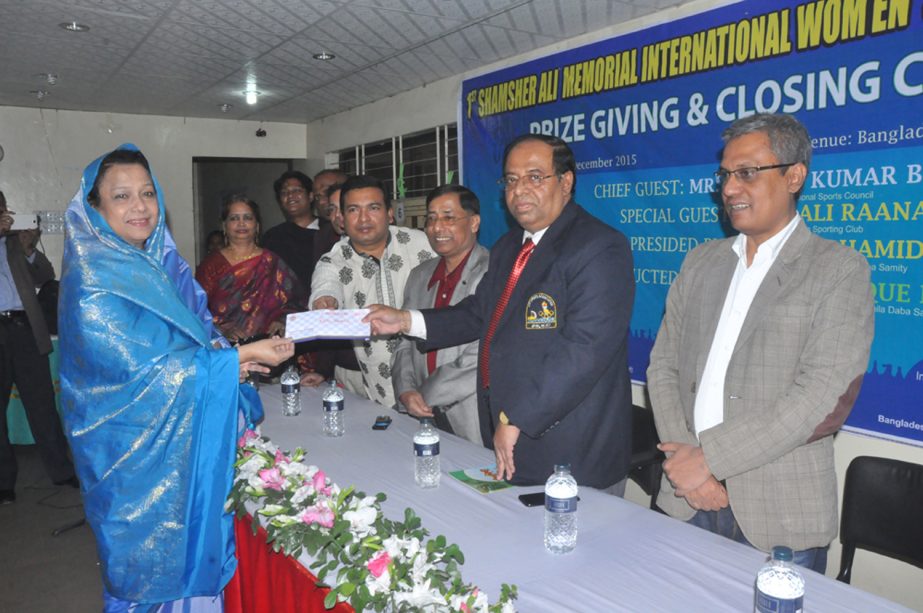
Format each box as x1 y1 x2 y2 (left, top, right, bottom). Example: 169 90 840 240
303 1 923 609
0 106 307 267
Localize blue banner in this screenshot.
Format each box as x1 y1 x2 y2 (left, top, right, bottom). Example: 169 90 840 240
461 0 923 446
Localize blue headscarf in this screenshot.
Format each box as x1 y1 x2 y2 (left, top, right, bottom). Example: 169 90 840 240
59 144 260 604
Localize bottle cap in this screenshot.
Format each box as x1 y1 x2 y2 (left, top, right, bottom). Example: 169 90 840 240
553 463 571 473
420 417 434 426
771 546 794 561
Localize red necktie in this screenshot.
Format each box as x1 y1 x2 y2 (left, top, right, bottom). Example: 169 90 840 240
479 238 534 388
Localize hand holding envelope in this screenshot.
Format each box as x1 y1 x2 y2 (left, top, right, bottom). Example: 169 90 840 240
285 309 371 343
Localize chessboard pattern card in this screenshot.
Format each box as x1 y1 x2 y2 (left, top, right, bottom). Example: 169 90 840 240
285 309 370 342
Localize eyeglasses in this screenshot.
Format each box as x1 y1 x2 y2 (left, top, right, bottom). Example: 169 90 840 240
714 163 796 187
425 213 471 228
497 174 557 190
279 187 306 198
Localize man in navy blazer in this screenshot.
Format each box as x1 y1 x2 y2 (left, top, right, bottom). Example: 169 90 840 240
368 135 634 490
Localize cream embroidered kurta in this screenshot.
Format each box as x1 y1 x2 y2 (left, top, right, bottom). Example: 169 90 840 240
310 226 435 407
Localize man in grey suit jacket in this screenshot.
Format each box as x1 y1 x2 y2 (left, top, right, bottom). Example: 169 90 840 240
1 191 76 504
393 185 488 445
647 114 874 573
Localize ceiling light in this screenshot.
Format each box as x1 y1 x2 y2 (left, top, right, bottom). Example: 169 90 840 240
312 51 335 61
243 90 260 105
36 73 58 85
59 21 90 32
31 89 49 100
219 103 233 113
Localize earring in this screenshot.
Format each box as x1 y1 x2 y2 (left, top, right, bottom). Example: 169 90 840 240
223 230 229 246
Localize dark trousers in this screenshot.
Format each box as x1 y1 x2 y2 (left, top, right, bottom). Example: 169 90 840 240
0 315 74 489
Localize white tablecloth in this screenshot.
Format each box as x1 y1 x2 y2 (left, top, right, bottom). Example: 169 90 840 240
257 385 910 612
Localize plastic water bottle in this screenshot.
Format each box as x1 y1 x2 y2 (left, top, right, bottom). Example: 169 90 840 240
322 380 345 437
544 464 578 554
755 546 805 613
413 418 440 488
280 363 301 416
245 369 260 390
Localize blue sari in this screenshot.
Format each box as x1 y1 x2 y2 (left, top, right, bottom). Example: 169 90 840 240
59 144 260 607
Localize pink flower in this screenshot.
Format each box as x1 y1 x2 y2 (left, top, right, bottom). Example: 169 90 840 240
258 467 285 491
300 504 335 528
238 429 258 448
366 550 392 578
274 449 290 465
313 469 332 496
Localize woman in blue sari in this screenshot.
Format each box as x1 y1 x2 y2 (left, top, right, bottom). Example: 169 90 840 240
59 145 293 612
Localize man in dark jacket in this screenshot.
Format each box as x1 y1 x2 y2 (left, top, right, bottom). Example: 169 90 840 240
0 190 76 504
367 136 635 492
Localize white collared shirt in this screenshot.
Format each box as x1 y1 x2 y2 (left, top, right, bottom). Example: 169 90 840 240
524 227 548 246
694 214 802 436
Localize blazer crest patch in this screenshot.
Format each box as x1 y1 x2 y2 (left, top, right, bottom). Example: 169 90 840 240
525 293 557 330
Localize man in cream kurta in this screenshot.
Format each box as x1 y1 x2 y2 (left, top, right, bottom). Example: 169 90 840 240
310 175 434 407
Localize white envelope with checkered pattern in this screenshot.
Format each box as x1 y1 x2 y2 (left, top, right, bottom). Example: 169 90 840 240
285 309 371 343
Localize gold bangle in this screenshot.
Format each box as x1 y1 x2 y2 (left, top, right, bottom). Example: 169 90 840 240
498 411 510 425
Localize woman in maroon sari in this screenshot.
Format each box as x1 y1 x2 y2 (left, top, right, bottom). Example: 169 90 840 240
196 195 305 343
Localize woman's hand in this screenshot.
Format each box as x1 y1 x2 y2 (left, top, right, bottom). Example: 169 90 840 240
238 337 294 367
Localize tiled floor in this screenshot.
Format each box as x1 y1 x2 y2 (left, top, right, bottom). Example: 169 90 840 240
0 444 102 613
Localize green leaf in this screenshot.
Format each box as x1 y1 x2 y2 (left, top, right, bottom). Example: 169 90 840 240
337 484 355 507
323 591 337 609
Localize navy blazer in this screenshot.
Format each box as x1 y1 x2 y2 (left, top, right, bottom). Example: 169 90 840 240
422 202 634 488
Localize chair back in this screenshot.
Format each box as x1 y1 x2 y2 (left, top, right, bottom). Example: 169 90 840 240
836 455 923 583
629 405 664 510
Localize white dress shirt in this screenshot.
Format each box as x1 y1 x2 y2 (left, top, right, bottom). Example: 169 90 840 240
694 214 802 436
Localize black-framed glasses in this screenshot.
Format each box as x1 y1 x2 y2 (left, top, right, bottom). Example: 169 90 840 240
497 174 557 190
424 213 471 228
714 163 796 187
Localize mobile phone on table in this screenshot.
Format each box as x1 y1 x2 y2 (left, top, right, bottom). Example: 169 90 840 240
518 492 545 507
372 415 392 430
518 492 580 507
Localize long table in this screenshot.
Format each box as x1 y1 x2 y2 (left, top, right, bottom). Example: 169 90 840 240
253 385 910 612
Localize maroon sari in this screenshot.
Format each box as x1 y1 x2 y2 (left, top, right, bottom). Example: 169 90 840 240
196 249 305 341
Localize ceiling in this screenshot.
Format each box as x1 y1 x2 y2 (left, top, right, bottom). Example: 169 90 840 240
0 0 692 124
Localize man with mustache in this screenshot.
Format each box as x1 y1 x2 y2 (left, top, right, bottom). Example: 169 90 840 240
310 175 434 407
392 185 489 445
365 135 635 493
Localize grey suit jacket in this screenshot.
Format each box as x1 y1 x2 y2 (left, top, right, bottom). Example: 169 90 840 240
392 244 489 445
647 220 874 551
4 237 55 355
